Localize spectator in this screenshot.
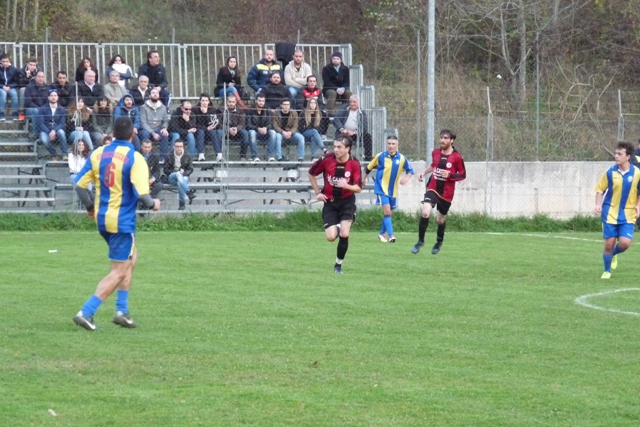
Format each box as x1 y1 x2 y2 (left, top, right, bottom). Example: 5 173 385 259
163 139 196 210
102 135 112 146
18 58 42 117
297 75 324 111
139 87 170 156
67 98 95 150
75 57 98 83
75 69 104 107
215 56 247 110
299 98 329 160
0 53 19 121
138 50 170 106
192 93 223 162
130 75 151 107
169 100 198 157
68 139 91 184
103 70 127 107
113 94 141 150
247 49 282 95
333 95 373 161
272 98 305 161
321 52 352 116
262 72 291 110
36 89 68 160
24 70 49 133
246 93 276 162
140 139 163 199
92 96 113 147
106 54 134 89
218 96 249 161
284 49 312 109
50 71 73 108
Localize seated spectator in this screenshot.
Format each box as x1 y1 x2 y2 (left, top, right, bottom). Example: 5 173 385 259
272 99 305 161
246 93 277 162
67 98 95 150
192 93 223 162
140 139 162 199
92 96 113 147
284 50 312 110
106 54 135 89
18 58 42 117
130 75 151 107
75 57 98 83
163 140 196 210
0 53 19 121
247 49 282 95
333 95 373 161
217 96 249 160
139 87 170 156
298 98 329 159
50 71 73 108
262 73 291 110
68 139 90 184
102 135 112 146
103 70 127 107
138 50 170 106
321 52 352 116
75 70 104 107
169 100 198 157
24 70 49 132
297 75 325 111
215 56 247 110
113 94 141 150
36 89 68 160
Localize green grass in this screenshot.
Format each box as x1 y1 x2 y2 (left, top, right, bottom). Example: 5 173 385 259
1 231 639 426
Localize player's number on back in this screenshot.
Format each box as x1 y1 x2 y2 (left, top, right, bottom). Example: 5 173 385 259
104 162 116 188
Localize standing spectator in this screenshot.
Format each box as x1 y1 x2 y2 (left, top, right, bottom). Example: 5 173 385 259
297 75 324 111
50 71 74 108
68 139 91 184
139 87 170 156
113 94 141 150
362 135 414 243
262 72 291 110
106 54 134 89
24 70 49 133
215 56 247 110
247 49 282 95
103 70 126 107
333 95 373 161
0 53 19 121
75 70 104 107
321 52 352 116
138 50 170 107
246 93 276 162
218 96 249 161
284 49 312 110
75 57 98 83
92 97 113 147
192 93 222 162
169 100 198 157
140 139 163 199
308 136 362 274
130 75 151 107
272 99 305 161
67 98 95 150
298 98 329 160
18 58 42 118
163 140 196 210
36 89 68 160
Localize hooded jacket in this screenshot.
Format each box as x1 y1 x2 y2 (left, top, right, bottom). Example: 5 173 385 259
0 64 19 89
140 99 169 132
113 94 141 129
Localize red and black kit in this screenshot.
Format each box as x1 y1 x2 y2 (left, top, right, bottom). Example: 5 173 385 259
309 152 362 200
425 148 466 202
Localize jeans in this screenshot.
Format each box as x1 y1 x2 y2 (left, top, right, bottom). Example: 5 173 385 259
168 171 190 204
40 129 68 156
218 87 238 98
302 129 325 157
139 128 169 157
216 129 249 158
325 89 353 116
170 132 196 156
287 87 300 109
0 88 18 116
277 132 305 160
69 130 94 150
26 107 39 132
196 128 222 154
248 129 277 159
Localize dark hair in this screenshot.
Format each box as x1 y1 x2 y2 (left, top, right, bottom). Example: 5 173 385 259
281 99 290 105
440 129 456 140
27 57 37 64
226 56 237 69
76 57 95 73
173 139 184 146
0 53 9 61
335 135 353 151
617 141 635 157
113 117 133 140
306 75 317 82
386 135 398 142
198 92 213 106
108 54 125 67
141 139 152 145
255 93 266 100
56 71 67 77
147 50 159 60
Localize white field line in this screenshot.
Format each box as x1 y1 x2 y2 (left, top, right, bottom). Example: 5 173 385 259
574 288 640 317
485 232 601 243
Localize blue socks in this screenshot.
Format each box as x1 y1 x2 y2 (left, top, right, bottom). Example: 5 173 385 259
81 295 103 317
116 290 129 314
383 215 393 237
603 253 613 272
612 245 625 256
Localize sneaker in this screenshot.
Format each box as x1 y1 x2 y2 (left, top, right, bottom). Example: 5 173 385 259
253 157 261 163
178 202 185 210
297 158 304 162
378 234 388 243
611 255 618 270
388 235 396 243
601 271 612 279
277 157 286 161
0 115 6 122
216 153 223 162
187 189 197 204
113 311 137 328
268 157 276 162
411 241 424 254
62 155 68 161
11 113 18 121
18 113 25 121
431 242 442 255
73 312 96 331
240 157 247 162
197 153 206 161
334 264 343 274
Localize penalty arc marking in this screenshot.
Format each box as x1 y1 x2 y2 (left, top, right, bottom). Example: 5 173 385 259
574 288 640 317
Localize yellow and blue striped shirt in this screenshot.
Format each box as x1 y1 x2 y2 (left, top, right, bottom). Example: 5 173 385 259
366 151 414 198
595 165 640 224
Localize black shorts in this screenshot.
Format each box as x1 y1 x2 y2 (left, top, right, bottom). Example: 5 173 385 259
422 190 451 216
323 195 357 228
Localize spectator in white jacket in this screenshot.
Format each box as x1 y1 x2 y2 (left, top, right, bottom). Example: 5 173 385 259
284 50 312 110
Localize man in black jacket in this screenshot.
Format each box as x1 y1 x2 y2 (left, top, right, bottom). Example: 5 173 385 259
50 71 74 108
138 50 170 107
75 70 104 107
333 95 373 161
163 139 196 210
140 139 163 199
321 52 352 116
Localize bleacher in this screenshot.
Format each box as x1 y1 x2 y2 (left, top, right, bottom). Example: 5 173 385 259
0 41 389 213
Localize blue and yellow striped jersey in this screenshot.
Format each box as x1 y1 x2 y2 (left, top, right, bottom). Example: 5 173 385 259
366 151 414 198
595 165 640 225
75 140 150 233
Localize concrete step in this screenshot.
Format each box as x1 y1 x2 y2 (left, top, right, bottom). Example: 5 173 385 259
0 174 46 180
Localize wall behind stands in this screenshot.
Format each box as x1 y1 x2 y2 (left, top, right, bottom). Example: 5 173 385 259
397 161 608 219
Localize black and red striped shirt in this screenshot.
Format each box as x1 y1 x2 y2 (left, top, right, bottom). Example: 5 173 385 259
309 153 362 199
426 148 466 202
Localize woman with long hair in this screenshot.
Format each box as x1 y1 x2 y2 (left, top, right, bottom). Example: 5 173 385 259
68 139 91 184
106 54 135 89
298 98 329 159
67 98 94 150
92 96 113 147
75 57 98 83
215 56 247 109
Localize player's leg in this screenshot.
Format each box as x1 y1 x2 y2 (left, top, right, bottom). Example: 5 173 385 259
323 203 339 242
334 200 356 274
377 195 388 242
431 199 451 255
412 192 434 254
383 196 396 243
609 223 633 272
601 224 618 278
112 242 138 328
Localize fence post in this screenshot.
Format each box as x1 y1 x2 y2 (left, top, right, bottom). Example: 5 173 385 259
485 87 494 215
617 89 624 142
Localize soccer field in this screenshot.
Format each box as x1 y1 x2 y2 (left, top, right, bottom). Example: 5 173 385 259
1 231 639 426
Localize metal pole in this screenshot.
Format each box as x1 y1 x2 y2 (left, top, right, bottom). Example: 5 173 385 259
416 29 421 159
297 29 300 45
536 32 540 161
426 0 436 164
171 28 176 44
618 89 624 142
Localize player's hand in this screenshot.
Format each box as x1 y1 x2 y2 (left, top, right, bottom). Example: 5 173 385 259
87 208 95 219
335 178 348 188
440 170 450 179
595 205 602 215
400 176 411 185
635 206 640 219
418 173 424 182
152 199 161 211
316 192 328 202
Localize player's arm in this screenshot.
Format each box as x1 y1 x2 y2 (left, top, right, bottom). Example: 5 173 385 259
595 191 604 215
448 156 467 181
594 172 609 215
74 151 97 217
132 153 161 211
361 156 378 186
418 166 434 182
308 173 328 202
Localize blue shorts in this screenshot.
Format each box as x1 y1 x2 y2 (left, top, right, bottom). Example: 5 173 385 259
100 231 136 262
602 223 635 240
376 194 397 210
